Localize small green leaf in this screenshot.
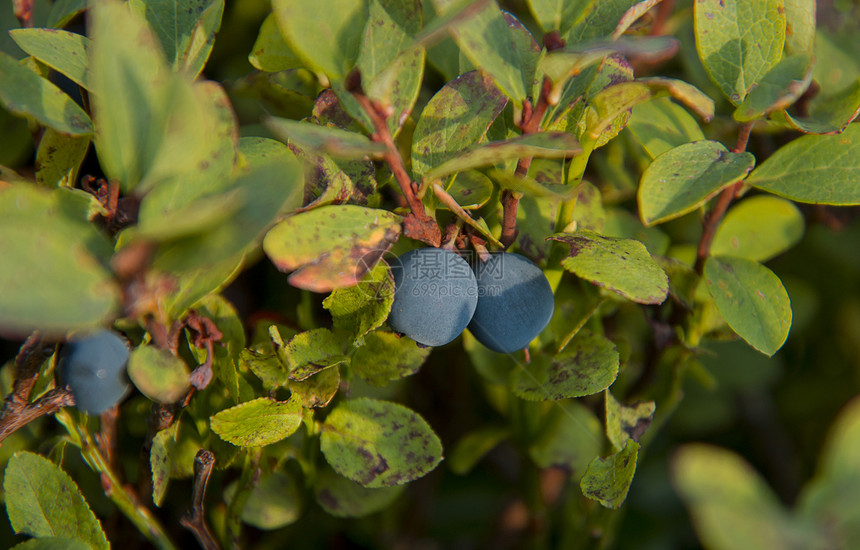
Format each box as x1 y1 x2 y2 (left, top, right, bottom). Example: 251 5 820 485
0 51 91 136
150 421 180 507
9 28 89 89
602 208 670 256
128 346 191 403
263 205 401 292
711 195 805 262
746 124 860 205
320 398 443 487
412 70 507 179
784 80 860 135
565 0 639 43
783 0 815 56
0 185 119 337
129 0 224 77
605 390 655 452
226 472 303 529
612 0 664 39
694 0 785 105
158 252 246 322
323 261 394 339
527 0 590 34
580 439 640 509
314 467 404 518
639 140 755 226
424 132 581 181
249 13 302 72
673 444 820 550
210 397 304 447
449 426 510 475
35 129 90 187
627 97 706 159
4 451 109 550
733 54 813 122
289 366 341 408
272 0 367 80
266 117 386 159
240 347 288 390
513 329 620 400
351 331 431 386
489 168 578 201
442 170 494 210
704 255 791 356
529 401 603 477
47 0 88 28
552 230 669 304
284 328 346 379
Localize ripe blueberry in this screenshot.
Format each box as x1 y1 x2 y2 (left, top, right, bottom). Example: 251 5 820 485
468 253 554 353
59 330 130 414
388 248 478 347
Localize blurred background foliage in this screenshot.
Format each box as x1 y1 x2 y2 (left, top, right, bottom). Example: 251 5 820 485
1 0 860 549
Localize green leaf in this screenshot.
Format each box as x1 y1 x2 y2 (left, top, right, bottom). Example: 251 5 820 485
603 208 670 256
627 97 707 159
323 261 394 339
0 185 119 337
351 331 431 386
314 467 404 518
513 329 620 400
272 0 367 80
129 0 224 77
783 0 815 56
188 295 246 400
11 538 92 550
442 170 494 210
638 140 755 226
746 124 860 205
210 397 304 447
240 347 288 390
127 345 191 403
704 255 791 356
227 472 303 529
263 205 401 292
412 70 507 179
35 129 90 187
424 132 581 181
552 230 669 304
150 421 180 507
580 439 639 509
784 80 860 135
249 13 302 72
694 0 786 105
527 0 591 34
4 451 109 550
711 195 805 262
488 168 577 202
289 366 341 408
47 0 87 28
158 252 246 322
9 28 89 89
733 54 813 122
673 444 820 550
0 51 91 135
320 398 443 487
284 328 346 379
266 117 385 159
565 0 639 43
438 0 537 106
612 0 664 39
529 400 603 476
449 426 509 475
605 390 655 452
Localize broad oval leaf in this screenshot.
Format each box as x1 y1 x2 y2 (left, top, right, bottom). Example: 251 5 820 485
350 331 431 386
225 471 303 529
783 0 815 56
512 329 620 401
263 205 401 292
320 398 443 487
249 13 302 72
323 261 395 339
638 140 755 226
11 538 93 550
0 51 91 136
127 345 191 403
314 467 404 518
746 124 860 205
711 195 805 262
4 452 109 550
551 230 669 304
565 0 639 43
627 97 706 159
605 391 655 452
210 397 304 447
526 0 590 35
9 28 89 89
733 54 813 122
35 129 90 187
704 255 791 356
580 439 640 509
528 401 602 476
694 0 786 105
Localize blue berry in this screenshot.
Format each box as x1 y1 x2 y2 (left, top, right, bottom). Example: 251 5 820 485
468 253 554 353
59 330 130 414
388 248 478 347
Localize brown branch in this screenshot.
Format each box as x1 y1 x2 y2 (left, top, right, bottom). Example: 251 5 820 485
694 122 755 274
97 406 120 485
6 333 54 409
0 388 75 445
348 77 441 246
181 450 220 550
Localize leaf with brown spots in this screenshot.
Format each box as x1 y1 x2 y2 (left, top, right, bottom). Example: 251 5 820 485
264 205 402 292
580 439 640 509
320 398 442 488
605 390 655 452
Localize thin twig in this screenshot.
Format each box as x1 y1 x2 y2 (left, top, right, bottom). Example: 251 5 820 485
6 333 53 409
0 388 75 445
180 450 220 550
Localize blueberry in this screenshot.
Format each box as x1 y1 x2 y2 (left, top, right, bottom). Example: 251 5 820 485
59 330 130 414
468 253 554 353
388 248 478 347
